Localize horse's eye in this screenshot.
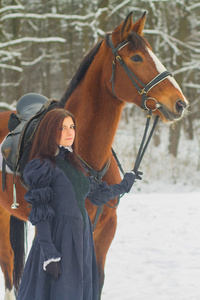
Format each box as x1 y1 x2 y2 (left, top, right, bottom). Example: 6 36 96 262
131 55 143 62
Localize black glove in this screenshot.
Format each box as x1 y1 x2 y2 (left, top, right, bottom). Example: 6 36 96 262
123 170 143 193
46 261 61 280
134 170 143 180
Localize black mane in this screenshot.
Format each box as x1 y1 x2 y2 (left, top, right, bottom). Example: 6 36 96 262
127 31 150 52
59 40 103 108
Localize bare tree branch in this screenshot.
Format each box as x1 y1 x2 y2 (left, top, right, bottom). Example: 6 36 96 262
1 12 95 22
0 5 24 14
0 63 22 72
0 37 66 49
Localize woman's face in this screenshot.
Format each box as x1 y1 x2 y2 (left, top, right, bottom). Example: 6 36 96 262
59 116 75 147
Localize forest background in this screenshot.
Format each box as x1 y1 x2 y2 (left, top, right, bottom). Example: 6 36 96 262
0 0 200 190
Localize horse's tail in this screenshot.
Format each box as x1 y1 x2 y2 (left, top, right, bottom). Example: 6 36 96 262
10 215 27 293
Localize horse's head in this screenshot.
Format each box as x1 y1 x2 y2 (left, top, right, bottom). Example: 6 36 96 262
106 11 189 123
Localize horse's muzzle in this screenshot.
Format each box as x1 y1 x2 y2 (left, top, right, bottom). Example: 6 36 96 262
175 99 187 115
158 99 188 122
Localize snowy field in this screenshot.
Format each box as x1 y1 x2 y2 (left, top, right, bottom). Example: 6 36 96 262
1 186 200 300
102 190 200 300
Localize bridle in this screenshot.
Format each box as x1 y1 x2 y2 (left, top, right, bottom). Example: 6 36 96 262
108 35 172 111
107 35 174 175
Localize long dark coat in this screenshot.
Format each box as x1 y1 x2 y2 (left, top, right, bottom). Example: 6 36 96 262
17 148 135 300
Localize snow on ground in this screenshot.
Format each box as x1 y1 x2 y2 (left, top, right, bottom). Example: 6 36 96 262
1 188 200 300
102 190 200 300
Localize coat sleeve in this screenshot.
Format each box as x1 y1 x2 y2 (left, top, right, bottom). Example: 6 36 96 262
86 172 136 206
23 159 61 270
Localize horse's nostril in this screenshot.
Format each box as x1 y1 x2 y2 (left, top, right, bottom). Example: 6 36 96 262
175 100 186 114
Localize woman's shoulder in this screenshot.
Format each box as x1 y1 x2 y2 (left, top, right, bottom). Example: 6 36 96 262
25 157 54 169
23 158 55 187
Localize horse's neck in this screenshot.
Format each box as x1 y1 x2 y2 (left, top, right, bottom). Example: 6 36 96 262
66 83 124 170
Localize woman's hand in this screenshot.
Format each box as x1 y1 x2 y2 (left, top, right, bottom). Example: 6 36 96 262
46 261 61 280
123 170 143 192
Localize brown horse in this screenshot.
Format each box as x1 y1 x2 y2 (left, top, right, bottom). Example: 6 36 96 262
0 12 188 299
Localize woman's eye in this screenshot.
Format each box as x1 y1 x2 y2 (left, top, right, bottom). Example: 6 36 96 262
131 55 143 62
70 125 75 129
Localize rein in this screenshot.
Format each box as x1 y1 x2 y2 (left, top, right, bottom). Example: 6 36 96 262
90 109 159 231
133 110 159 173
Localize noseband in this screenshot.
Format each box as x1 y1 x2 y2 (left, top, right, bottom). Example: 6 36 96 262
108 35 172 110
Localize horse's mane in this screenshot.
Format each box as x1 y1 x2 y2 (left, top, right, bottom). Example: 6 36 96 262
127 31 150 52
59 40 103 108
105 31 150 53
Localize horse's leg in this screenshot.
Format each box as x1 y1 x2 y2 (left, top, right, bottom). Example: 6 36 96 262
92 156 122 299
0 111 16 299
93 207 117 299
0 173 28 298
0 205 15 300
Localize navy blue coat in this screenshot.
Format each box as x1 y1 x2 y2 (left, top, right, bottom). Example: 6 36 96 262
17 148 135 300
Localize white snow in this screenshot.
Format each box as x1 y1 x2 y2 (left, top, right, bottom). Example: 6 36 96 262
1 12 96 22
1 189 200 300
102 191 200 300
0 37 66 49
0 5 24 14
0 64 23 72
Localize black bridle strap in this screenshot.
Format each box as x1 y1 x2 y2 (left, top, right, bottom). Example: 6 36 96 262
144 71 172 93
133 110 159 173
115 55 145 93
109 36 145 98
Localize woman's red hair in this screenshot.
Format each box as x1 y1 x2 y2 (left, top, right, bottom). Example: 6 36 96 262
29 108 82 170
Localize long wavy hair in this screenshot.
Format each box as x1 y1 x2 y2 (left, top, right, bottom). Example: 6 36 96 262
29 108 83 170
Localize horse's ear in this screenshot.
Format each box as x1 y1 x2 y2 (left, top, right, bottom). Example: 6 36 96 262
120 11 134 40
132 11 146 36
111 11 146 45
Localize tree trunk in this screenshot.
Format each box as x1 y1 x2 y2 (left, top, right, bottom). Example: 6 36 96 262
168 2 190 157
168 121 182 157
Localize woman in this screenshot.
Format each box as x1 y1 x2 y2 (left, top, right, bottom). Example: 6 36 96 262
17 109 141 300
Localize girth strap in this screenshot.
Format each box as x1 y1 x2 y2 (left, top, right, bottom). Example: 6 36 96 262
77 155 110 183
77 154 121 231
77 155 110 232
